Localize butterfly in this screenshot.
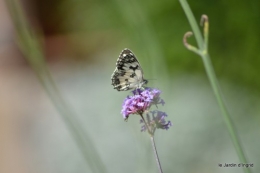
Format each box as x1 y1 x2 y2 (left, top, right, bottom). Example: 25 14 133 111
111 48 148 91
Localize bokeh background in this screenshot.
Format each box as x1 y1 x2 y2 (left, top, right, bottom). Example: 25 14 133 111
0 0 259 173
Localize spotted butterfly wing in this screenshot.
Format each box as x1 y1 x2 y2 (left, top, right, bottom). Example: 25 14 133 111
111 48 148 91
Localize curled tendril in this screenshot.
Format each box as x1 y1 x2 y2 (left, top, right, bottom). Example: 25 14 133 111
200 14 208 27
183 31 193 48
183 31 200 55
183 14 209 55
200 14 209 50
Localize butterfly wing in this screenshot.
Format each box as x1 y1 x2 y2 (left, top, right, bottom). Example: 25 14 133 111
111 48 147 91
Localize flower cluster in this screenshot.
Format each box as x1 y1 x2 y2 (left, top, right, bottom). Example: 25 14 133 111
140 110 172 133
121 88 171 134
121 88 165 119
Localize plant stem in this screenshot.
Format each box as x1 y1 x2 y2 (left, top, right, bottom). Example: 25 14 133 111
179 0 204 50
202 54 250 173
141 114 163 173
179 1 251 173
6 0 106 172
150 136 163 173
140 114 152 135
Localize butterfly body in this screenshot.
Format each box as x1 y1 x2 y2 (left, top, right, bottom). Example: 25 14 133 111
111 48 148 91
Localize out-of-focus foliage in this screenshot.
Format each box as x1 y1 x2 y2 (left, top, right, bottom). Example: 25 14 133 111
32 0 260 92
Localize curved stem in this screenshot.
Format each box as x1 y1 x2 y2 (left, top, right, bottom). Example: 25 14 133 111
179 1 251 173
202 54 250 172
6 0 106 172
150 136 163 173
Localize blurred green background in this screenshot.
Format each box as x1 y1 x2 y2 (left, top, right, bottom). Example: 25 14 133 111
0 0 259 173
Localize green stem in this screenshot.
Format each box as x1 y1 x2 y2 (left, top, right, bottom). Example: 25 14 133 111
179 0 204 50
6 0 106 172
202 54 250 173
179 1 251 173
150 136 163 173
141 114 163 173
140 114 152 135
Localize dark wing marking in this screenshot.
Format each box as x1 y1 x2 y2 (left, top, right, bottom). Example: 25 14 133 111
111 48 146 91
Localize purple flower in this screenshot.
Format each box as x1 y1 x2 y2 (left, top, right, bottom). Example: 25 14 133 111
121 88 164 120
140 111 172 132
121 87 171 134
